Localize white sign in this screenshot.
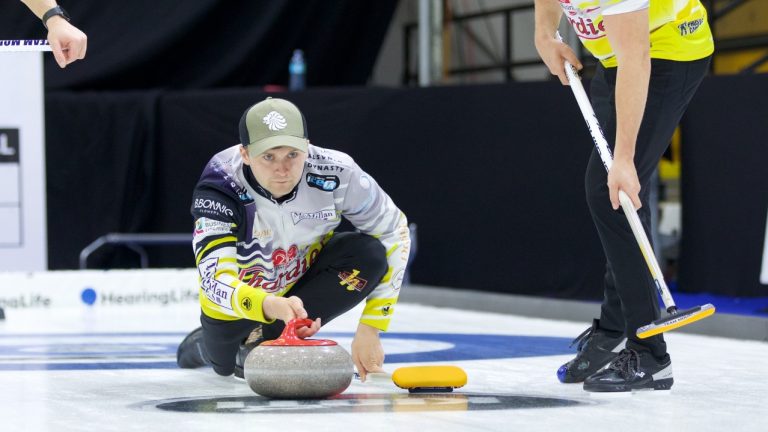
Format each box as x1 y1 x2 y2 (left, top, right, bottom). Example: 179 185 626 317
0 52 47 270
0 269 199 310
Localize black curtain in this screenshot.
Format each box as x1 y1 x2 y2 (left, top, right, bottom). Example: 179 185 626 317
45 92 159 268
44 76 768 298
680 74 768 297
1 0 398 90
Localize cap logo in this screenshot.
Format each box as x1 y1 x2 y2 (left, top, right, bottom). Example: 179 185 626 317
263 111 287 131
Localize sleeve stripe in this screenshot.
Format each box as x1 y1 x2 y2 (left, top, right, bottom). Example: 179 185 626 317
195 235 237 263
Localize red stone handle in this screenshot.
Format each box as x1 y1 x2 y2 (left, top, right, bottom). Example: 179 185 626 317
260 318 337 346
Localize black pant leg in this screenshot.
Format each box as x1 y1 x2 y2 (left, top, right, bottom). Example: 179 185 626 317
587 65 625 337
586 57 711 358
261 232 388 340
200 314 260 376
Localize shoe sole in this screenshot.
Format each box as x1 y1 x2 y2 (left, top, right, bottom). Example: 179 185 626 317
234 365 244 380
583 377 674 392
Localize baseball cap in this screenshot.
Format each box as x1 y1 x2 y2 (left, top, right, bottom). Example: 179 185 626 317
238 97 309 156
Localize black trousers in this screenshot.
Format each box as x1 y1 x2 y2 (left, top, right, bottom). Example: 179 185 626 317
586 57 711 359
201 232 387 376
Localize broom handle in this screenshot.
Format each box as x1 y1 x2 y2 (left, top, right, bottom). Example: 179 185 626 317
557 32 677 312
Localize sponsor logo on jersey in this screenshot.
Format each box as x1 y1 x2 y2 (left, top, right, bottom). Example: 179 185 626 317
305 162 345 173
251 228 273 240
250 216 273 240
306 173 340 191
194 198 234 217
382 303 392 316
678 18 704 36
391 268 405 290
338 269 368 292
290 209 338 225
238 246 321 293
398 223 411 262
199 257 235 310
307 152 344 163
200 257 218 291
241 297 252 311
559 1 605 40
194 218 232 238
234 185 252 201
567 16 605 40
203 281 235 310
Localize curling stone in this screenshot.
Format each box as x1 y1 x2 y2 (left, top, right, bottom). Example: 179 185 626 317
244 318 353 399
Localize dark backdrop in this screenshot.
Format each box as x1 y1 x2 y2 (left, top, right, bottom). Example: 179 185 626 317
1 0 398 90
679 74 768 297
45 75 768 299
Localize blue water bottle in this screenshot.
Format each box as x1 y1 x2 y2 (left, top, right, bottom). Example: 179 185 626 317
289 49 306 91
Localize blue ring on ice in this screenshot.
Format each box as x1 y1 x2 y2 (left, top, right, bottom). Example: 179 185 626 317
0 332 574 371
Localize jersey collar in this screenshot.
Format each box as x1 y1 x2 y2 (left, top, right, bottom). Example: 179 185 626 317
242 165 299 205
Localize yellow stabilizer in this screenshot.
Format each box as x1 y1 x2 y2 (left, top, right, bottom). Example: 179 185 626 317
637 304 716 339
392 366 467 390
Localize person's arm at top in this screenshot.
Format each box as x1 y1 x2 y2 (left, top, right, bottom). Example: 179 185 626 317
602 5 650 210
534 0 582 85
20 0 87 68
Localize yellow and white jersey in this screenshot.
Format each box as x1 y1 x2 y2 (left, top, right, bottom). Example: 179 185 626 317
559 0 714 67
191 144 410 331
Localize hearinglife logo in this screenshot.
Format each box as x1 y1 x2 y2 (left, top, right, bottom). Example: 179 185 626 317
80 287 199 306
0 293 51 309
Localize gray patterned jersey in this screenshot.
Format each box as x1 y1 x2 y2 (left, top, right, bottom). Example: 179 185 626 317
191 144 410 331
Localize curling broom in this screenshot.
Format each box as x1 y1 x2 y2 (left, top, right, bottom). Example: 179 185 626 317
557 33 715 338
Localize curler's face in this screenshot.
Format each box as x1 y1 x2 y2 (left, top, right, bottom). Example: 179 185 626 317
241 145 307 198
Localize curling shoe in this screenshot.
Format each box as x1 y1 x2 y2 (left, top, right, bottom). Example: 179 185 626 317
557 319 626 383
583 348 673 392
234 325 264 380
177 327 211 368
